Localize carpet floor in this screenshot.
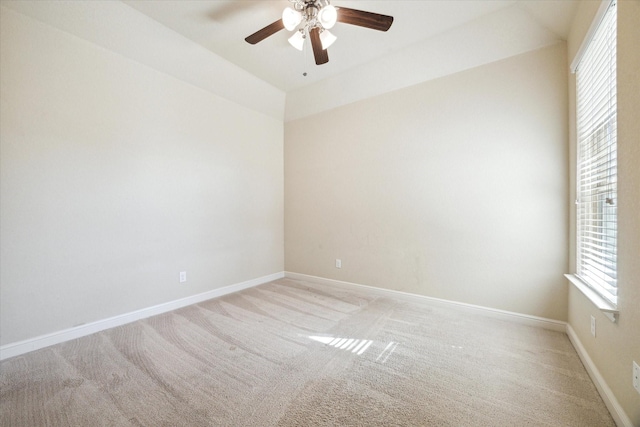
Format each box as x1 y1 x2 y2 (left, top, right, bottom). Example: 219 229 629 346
1 278 615 426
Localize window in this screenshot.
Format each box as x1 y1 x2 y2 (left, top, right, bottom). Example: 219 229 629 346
573 0 617 308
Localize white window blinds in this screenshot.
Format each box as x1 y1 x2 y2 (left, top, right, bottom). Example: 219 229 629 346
575 0 617 305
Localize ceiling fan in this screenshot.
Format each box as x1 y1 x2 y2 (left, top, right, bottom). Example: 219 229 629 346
245 0 393 65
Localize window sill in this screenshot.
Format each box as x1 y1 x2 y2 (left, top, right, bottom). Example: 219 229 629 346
565 274 618 323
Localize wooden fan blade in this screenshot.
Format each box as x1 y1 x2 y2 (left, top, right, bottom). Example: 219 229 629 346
309 27 329 65
245 19 285 44
336 7 393 32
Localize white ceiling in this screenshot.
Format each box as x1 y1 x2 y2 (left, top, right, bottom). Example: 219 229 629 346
123 0 579 92
2 0 580 120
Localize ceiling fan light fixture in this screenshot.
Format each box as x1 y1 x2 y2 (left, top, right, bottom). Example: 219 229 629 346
318 5 337 29
288 30 306 51
245 2 393 66
282 7 302 31
319 29 337 50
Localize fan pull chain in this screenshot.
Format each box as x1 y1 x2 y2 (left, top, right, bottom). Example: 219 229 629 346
302 31 309 77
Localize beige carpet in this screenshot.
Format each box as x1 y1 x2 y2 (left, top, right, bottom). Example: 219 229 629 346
1 278 615 426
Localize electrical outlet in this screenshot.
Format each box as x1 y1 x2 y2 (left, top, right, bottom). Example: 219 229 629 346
335 259 342 269
633 361 640 395
179 271 187 283
590 315 596 337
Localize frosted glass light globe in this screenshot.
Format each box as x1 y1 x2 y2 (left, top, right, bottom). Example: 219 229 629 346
318 5 337 29
282 7 302 31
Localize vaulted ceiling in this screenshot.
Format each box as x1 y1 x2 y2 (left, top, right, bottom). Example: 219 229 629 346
125 1 579 92
2 1 580 120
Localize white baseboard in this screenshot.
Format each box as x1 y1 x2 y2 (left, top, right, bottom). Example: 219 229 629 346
566 324 633 427
0 271 284 361
284 272 567 332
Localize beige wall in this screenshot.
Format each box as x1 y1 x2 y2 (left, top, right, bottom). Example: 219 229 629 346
285 43 569 321
567 1 640 424
0 8 284 345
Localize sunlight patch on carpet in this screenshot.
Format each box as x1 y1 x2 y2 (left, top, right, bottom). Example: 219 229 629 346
308 335 399 361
